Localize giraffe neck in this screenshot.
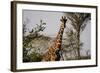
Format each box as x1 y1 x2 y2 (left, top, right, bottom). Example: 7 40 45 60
57 25 64 40
42 16 67 61
54 23 65 49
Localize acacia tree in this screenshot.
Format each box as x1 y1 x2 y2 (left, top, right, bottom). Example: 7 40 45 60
23 20 46 48
64 29 84 60
67 13 91 59
66 30 78 57
23 20 46 62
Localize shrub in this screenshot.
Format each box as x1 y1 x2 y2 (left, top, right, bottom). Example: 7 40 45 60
29 52 43 62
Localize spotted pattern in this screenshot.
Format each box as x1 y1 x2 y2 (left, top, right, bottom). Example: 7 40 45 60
42 16 67 61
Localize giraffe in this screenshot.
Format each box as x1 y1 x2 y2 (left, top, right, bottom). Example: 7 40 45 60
42 16 67 61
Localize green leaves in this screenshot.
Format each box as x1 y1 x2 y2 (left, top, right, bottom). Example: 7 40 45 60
23 52 43 62
29 20 46 34
23 20 46 62
23 20 46 48
66 13 91 59
67 13 90 32
29 52 43 62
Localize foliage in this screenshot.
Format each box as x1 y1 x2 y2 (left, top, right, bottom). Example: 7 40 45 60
29 52 43 62
65 29 83 50
23 20 46 48
23 51 43 62
67 13 91 32
65 13 91 59
23 48 30 62
65 30 77 49
23 20 46 62
63 29 84 59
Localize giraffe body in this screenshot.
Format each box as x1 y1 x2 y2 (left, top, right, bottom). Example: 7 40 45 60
42 16 67 61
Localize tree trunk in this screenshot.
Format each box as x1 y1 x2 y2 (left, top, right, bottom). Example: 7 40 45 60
77 31 81 59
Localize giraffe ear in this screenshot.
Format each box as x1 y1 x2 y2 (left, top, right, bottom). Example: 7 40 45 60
62 16 63 19
64 16 66 19
60 16 63 22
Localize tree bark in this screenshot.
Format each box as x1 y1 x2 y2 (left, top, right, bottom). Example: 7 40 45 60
77 31 81 59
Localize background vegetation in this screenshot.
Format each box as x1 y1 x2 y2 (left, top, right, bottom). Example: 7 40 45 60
23 12 91 62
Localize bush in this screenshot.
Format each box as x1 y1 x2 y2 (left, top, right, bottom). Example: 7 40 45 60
29 52 43 62
23 52 43 62
23 56 30 62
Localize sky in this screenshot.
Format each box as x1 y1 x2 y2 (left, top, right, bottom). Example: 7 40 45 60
23 10 65 37
23 10 91 56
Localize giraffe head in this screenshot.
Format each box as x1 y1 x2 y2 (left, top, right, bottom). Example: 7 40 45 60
60 16 67 28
